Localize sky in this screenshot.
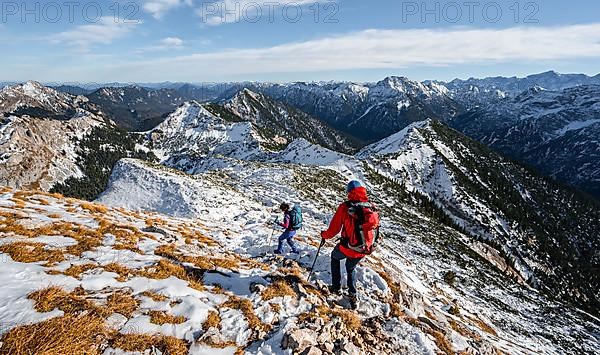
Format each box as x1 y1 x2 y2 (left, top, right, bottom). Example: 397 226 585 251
0 0 599 83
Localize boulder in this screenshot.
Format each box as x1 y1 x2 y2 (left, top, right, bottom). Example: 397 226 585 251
339 339 361 355
282 329 318 353
302 346 324 355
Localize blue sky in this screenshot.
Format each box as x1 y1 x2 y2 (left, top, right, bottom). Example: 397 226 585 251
1 0 599 83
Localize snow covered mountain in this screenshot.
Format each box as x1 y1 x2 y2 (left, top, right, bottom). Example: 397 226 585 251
0 82 155 198
218 88 359 153
149 93 359 173
445 71 600 107
0 82 107 190
252 76 463 142
451 85 600 198
149 101 267 169
87 86 190 132
0 81 97 119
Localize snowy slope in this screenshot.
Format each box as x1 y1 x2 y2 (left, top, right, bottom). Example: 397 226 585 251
95 158 600 354
359 120 600 315
150 101 265 166
0 184 495 354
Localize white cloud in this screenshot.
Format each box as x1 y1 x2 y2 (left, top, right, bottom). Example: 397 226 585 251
160 37 184 48
197 0 325 26
143 0 193 19
134 37 185 54
112 23 600 80
50 18 140 51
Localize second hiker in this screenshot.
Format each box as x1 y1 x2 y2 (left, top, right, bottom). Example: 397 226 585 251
274 202 302 255
321 180 380 309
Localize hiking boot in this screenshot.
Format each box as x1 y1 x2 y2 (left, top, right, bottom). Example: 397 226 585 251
291 249 299 254
273 250 282 255
348 293 358 310
328 285 341 295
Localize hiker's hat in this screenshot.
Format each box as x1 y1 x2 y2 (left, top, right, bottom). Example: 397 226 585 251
346 180 363 193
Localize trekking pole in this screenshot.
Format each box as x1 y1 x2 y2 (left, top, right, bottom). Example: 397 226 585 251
268 217 279 248
307 238 326 282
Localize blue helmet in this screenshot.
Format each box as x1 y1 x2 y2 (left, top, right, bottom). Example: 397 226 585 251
346 180 363 193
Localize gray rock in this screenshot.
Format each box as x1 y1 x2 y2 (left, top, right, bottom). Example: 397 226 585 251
282 329 318 353
302 346 324 355
339 340 361 355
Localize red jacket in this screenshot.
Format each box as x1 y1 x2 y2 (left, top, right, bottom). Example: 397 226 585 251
321 187 369 259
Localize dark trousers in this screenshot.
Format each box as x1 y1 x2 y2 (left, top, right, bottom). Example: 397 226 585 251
331 244 363 294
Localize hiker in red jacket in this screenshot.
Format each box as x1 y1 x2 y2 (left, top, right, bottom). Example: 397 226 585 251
321 180 379 309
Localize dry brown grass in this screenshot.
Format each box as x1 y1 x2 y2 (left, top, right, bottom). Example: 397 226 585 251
11 198 26 209
377 269 406 317
177 227 217 247
79 201 109 214
378 270 403 297
112 334 188 355
0 242 65 265
0 214 38 237
65 234 102 257
222 296 270 333
47 213 62 219
103 263 134 282
63 263 98 278
139 259 204 291
154 244 177 258
261 280 296 301
0 314 111 355
37 198 50 205
28 287 100 316
297 304 331 324
148 310 186 325
270 303 281 313
28 286 140 320
155 244 239 272
425 329 454 355
13 190 62 200
449 319 481 341
145 217 166 227
0 220 106 258
141 291 169 302
140 259 187 280
113 243 144 255
238 256 270 271
468 316 498 336
107 292 139 318
332 309 362 331
202 311 222 331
